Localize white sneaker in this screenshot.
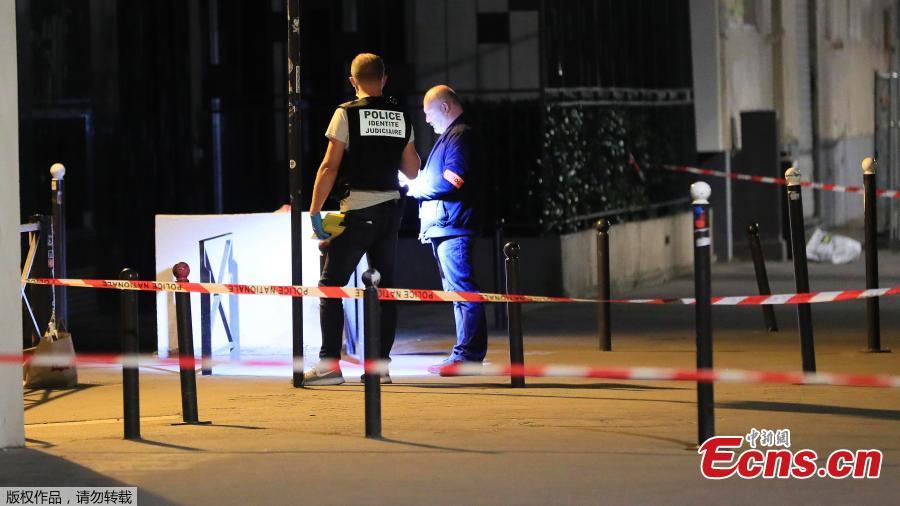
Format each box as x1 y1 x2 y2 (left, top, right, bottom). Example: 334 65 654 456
303 363 345 386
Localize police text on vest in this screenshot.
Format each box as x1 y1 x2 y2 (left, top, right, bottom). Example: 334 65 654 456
360 109 406 138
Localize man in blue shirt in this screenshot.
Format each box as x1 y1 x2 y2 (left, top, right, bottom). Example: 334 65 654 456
407 85 487 374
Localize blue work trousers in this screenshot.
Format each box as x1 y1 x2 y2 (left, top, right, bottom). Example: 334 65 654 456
431 235 488 362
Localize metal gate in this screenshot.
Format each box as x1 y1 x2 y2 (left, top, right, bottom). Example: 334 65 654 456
874 71 900 248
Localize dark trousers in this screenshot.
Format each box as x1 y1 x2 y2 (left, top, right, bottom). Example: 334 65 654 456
431 234 488 362
319 200 402 360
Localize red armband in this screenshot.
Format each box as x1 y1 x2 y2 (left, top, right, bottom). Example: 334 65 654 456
443 169 464 189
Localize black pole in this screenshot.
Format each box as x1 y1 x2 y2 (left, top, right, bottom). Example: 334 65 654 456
691 182 715 446
746 223 778 332
120 268 140 440
199 247 212 376
785 168 817 372
173 262 201 424
493 219 508 330
287 0 304 388
595 219 612 351
50 163 67 331
780 154 794 258
504 242 525 388
861 158 889 352
362 269 382 439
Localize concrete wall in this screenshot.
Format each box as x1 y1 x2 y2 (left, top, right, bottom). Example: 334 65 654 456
694 0 895 226
1 0 25 448
814 0 890 225
560 212 695 298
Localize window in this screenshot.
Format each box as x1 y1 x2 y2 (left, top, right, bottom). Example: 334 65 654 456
477 12 510 44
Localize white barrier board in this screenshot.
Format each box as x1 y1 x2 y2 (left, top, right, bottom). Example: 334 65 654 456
155 212 364 366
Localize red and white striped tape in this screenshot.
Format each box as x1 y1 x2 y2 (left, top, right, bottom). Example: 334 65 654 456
25 277 582 304
661 164 900 199
5 353 898 388
24 277 900 306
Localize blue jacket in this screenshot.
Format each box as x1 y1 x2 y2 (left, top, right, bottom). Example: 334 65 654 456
410 114 483 242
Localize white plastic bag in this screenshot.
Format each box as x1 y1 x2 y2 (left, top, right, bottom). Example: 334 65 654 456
805 228 862 264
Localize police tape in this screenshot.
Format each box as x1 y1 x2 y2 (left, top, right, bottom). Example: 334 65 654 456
660 164 900 199
4 352 899 388
23 278 900 306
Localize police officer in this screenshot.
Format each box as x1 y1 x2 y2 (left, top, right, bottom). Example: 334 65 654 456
305 53 420 386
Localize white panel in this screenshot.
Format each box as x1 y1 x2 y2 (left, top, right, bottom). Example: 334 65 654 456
690 0 724 151
447 0 478 90
479 44 511 90
0 0 24 448
155 213 365 364
510 11 539 89
414 0 449 90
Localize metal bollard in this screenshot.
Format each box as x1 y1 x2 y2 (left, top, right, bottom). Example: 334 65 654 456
785 168 817 372
493 219 508 330
287 0 305 389
691 182 715 446
362 269 382 439
50 163 68 331
120 268 141 440
595 219 612 351
504 242 525 388
173 262 207 424
746 223 778 332
861 158 889 352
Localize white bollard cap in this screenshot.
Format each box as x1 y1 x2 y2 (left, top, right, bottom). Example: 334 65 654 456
861 157 876 175
690 181 711 204
50 163 66 180
784 167 801 186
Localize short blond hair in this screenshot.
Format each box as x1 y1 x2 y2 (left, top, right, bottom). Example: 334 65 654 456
350 53 385 82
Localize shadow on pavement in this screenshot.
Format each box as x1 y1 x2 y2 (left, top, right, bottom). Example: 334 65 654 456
131 439 202 452
376 437 498 454
24 385 100 412
722 400 900 421
378 387 694 404
0 448 177 505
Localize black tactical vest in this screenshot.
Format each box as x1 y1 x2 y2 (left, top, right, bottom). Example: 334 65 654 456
336 96 411 197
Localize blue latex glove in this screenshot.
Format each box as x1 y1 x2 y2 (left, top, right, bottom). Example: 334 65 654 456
310 212 331 240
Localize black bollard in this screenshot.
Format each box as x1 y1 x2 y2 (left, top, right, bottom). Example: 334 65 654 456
173 262 207 424
595 219 612 351
493 219 508 330
746 223 778 332
120 268 140 440
50 163 68 332
861 158 889 352
785 168 817 372
691 182 715 446
362 269 382 439
287 0 305 389
504 242 525 388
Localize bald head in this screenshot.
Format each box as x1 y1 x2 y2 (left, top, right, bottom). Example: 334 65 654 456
423 85 463 134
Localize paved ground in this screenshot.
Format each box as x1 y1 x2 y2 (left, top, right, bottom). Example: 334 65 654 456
2 254 899 505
